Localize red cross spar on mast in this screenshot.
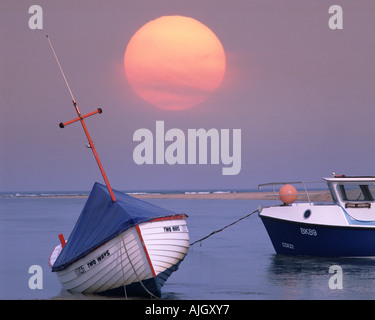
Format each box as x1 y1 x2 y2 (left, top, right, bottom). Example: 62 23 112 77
46 35 116 202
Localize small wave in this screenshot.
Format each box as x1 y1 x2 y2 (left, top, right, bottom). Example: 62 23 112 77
1 192 89 198
184 191 210 195
126 192 161 196
212 191 235 194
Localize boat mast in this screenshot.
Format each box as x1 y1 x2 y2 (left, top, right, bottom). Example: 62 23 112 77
46 35 116 202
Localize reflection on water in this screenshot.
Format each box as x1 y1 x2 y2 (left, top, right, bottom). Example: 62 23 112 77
267 255 375 299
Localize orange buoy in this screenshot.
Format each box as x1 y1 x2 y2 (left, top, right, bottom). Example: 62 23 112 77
279 184 298 204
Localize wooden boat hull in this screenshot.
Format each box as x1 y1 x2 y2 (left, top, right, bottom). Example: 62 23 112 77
49 215 189 297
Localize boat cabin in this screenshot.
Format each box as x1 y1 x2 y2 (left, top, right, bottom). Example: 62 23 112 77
324 175 375 220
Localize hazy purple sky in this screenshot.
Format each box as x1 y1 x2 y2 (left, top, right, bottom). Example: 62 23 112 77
1 0 374 192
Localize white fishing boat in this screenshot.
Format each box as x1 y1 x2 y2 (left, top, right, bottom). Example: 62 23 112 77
258 174 375 257
46 35 189 297
49 183 189 297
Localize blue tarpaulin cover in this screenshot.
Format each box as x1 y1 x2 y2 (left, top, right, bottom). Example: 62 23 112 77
52 182 179 272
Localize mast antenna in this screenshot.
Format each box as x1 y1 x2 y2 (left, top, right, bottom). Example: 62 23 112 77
46 35 116 202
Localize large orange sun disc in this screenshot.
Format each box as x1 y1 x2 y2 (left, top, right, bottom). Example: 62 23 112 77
124 16 226 110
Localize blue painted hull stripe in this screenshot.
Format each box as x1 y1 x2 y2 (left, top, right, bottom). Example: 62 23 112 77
339 205 375 226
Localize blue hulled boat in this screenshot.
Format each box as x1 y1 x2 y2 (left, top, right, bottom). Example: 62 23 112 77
258 174 375 257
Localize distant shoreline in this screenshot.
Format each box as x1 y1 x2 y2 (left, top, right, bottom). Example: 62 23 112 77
7 190 332 201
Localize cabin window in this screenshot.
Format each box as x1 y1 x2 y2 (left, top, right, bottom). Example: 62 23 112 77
337 184 375 202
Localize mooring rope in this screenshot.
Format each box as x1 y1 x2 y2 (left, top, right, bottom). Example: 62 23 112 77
190 208 260 247
121 234 159 299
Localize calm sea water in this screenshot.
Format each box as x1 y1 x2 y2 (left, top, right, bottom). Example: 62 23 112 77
1 195 375 300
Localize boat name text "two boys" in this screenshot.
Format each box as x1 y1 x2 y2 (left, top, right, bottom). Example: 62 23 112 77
133 121 241 175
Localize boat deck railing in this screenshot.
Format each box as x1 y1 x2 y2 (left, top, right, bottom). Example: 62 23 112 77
258 181 332 205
